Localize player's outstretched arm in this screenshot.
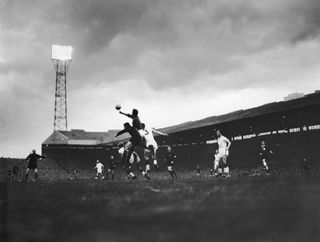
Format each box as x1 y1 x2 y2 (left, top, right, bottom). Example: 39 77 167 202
25 154 31 161
115 128 127 137
119 111 133 119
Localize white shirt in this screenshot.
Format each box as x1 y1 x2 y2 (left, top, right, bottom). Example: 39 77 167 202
217 135 230 155
118 147 125 156
95 163 104 173
143 127 158 149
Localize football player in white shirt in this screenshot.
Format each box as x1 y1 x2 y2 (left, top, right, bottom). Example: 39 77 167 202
210 149 220 176
216 130 231 177
141 123 168 173
94 160 104 180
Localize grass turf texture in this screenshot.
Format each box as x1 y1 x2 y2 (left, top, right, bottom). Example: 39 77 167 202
1 173 320 242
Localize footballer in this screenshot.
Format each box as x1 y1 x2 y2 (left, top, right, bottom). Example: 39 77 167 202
106 155 116 180
94 160 104 180
141 123 168 172
25 150 45 181
164 146 178 179
216 130 231 177
258 140 273 174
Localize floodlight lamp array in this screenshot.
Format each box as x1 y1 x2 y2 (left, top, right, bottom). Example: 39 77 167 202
51 45 72 60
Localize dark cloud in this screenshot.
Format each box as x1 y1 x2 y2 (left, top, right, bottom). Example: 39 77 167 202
2 0 320 90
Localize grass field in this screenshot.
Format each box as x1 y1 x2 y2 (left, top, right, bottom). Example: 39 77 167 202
1 172 320 242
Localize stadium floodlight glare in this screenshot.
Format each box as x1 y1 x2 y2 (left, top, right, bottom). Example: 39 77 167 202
51 45 73 60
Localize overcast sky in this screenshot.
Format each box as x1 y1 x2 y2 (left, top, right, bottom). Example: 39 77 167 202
1 0 320 157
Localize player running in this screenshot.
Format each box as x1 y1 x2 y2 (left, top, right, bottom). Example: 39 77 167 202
25 150 45 181
164 146 178 179
216 130 231 177
141 123 168 172
94 160 104 180
258 140 273 174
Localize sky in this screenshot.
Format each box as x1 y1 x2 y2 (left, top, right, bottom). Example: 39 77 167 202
1 0 320 158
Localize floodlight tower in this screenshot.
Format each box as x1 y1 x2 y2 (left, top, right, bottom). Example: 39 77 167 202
51 45 72 131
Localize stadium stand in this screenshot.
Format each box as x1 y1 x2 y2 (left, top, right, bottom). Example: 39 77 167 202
42 91 320 172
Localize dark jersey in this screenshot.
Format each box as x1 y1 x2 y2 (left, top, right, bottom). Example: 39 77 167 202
116 126 142 145
125 114 142 130
109 160 116 170
165 151 176 166
12 166 19 175
26 153 44 169
258 146 272 159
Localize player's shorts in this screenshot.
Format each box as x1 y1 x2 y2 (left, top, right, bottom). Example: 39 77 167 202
216 152 227 164
28 163 37 169
146 142 158 151
138 129 145 138
167 166 173 171
129 153 140 164
144 148 151 161
144 147 157 161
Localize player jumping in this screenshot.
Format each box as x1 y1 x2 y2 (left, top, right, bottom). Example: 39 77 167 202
141 123 168 173
164 146 178 179
25 150 45 181
119 108 143 131
216 130 231 177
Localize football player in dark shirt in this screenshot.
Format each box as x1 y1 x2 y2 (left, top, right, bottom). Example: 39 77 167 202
164 146 177 179
119 108 142 130
115 122 143 164
25 150 45 180
258 141 273 173
106 155 116 180
194 165 201 176
12 165 19 181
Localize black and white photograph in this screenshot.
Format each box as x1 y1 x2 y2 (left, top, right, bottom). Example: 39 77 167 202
1 0 320 241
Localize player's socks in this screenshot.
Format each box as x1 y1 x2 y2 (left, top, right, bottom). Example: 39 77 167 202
111 174 115 180
169 171 175 178
144 173 151 180
146 164 151 173
25 173 28 180
172 171 178 179
224 167 230 177
35 173 38 180
218 168 223 176
154 160 160 171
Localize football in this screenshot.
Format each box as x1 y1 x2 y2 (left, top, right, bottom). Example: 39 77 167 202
115 104 121 110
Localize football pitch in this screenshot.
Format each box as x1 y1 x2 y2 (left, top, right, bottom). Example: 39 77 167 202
1 173 320 242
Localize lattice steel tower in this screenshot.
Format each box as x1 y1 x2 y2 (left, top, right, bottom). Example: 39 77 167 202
51 45 72 131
